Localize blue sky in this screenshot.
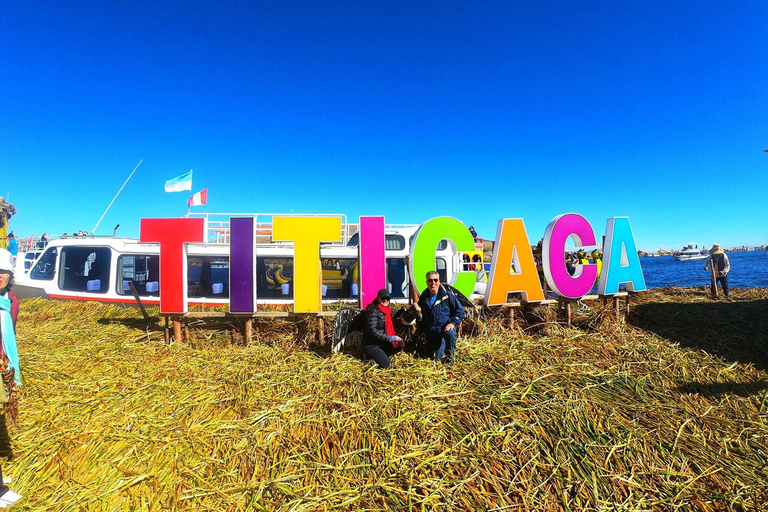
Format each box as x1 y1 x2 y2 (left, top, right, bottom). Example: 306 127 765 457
2 1 766 252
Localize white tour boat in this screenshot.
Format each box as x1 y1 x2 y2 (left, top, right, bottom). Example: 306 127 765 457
13 213 482 307
673 244 708 261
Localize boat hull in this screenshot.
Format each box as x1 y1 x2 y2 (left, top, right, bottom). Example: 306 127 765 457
12 283 50 301
673 254 708 261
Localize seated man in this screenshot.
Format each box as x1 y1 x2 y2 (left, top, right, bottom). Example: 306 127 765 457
418 271 465 365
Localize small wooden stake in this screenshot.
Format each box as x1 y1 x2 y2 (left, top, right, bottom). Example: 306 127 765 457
507 306 515 328
613 296 620 321
164 316 170 344
128 281 150 321
565 301 572 326
709 256 719 298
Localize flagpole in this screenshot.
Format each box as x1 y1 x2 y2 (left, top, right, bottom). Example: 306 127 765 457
92 159 143 235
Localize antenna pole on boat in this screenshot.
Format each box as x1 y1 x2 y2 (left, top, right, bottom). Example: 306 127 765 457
92 159 143 235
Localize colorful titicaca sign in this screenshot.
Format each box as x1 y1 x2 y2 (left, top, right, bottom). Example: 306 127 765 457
140 213 646 314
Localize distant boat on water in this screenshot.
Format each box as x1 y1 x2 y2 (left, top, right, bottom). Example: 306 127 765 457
673 244 708 261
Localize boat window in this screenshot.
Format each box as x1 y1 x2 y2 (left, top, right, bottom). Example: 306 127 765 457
257 257 293 299
386 258 408 298
321 258 357 299
59 247 111 293
257 256 358 300
24 252 41 272
407 234 448 251
187 256 230 298
117 255 160 296
385 235 406 251
30 248 58 281
436 258 447 284
346 233 407 252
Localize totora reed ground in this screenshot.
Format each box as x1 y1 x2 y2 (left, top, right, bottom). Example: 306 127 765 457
4 287 768 510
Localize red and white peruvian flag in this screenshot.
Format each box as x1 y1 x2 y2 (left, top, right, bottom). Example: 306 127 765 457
188 187 208 207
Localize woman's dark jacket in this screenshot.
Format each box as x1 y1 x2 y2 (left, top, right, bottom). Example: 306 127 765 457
362 303 393 348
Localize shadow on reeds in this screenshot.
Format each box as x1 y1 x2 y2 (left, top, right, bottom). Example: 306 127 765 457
631 297 768 371
97 317 163 331
676 379 768 398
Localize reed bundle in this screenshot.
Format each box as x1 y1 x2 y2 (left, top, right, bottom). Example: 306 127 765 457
5 288 768 510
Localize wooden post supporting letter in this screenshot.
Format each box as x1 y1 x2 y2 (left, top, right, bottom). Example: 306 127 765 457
316 317 325 345
507 306 515 329
173 316 182 343
244 317 253 344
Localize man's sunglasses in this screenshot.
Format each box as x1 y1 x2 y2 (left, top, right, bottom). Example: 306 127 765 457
427 278 440 283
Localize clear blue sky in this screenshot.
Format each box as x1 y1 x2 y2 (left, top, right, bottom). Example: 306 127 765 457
2 1 766 252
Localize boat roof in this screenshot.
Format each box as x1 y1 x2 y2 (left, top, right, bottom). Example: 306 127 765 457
32 211 424 256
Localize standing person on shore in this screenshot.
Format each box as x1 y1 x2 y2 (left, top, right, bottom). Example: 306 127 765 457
418 271 465 365
362 289 405 369
591 249 602 286
704 244 730 298
5 235 15 260
0 249 22 505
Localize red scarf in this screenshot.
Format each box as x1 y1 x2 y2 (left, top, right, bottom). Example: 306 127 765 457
378 303 396 337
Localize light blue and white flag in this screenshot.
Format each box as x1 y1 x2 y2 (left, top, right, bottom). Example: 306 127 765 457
164 170 193 192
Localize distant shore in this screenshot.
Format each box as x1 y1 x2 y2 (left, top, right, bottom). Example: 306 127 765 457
639 245 767 257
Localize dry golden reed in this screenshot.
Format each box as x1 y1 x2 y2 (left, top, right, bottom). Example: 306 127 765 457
6 288 768 510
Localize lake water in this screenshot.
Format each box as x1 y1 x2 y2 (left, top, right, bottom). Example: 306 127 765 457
639 250 768 289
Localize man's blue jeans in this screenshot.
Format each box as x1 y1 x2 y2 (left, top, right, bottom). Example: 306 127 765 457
427 328 457 362
716 275 729 297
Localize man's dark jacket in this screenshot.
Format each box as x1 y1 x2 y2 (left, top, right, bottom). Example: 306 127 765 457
418 285 465 336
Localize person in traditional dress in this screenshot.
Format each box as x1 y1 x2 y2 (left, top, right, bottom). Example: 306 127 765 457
362 289 405 369
0 248 21 504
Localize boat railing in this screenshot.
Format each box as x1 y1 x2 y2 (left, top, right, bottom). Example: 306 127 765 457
383 223 421 232
184 212 353 245
18 232 136 253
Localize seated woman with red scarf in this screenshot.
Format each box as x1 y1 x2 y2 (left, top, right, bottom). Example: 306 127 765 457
362 288 405 369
